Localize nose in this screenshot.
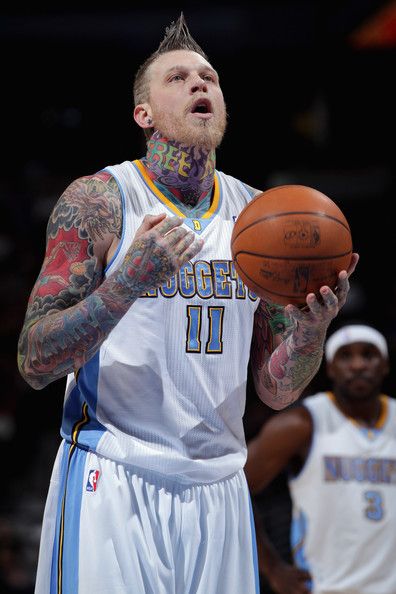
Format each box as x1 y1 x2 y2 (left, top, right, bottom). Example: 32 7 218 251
190 74 208 94
349 354 368 371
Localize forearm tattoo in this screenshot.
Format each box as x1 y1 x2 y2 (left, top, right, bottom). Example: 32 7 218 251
251 301 323 406
268 336 322 390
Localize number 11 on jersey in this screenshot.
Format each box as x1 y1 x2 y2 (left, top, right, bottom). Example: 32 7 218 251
186 305 224 354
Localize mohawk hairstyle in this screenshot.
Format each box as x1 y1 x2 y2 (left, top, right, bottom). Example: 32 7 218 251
155 12 208 58
133 12 209 139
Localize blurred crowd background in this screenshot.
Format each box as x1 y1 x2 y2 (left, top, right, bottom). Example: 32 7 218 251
1 1 396 591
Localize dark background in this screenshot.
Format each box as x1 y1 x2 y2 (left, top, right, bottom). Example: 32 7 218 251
1 1 396 591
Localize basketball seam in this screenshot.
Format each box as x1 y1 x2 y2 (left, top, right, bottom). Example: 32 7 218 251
235 267 329 300
234 250 352 261
231 211 350 245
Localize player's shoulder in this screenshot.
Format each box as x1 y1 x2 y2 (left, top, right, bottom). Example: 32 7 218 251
302 391 329 405
302 391 335 413
264 401 313 436
61 168 121 207
215 169 262 200
65 168 121 200
383 394 396 415
49 168 123 242
297 392 333 422
299 392 346 436
249 403 313 465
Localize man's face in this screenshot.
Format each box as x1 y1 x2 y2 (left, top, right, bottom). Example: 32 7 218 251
146 50 227 150
327 342 389 402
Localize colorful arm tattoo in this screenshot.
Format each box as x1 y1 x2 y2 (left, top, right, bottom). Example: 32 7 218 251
18 172 125 389
18 172 122 388
18 173 185 390
251 300 323 408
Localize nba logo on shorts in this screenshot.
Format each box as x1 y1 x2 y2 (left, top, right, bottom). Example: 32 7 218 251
86 469 100 492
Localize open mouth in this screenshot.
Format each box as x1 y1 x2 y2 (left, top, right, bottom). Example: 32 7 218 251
190 98 213 115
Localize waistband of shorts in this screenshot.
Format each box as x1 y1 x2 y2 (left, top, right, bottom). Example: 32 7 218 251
65 439 245 491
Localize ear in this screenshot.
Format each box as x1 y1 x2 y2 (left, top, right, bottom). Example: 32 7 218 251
134 103 153 130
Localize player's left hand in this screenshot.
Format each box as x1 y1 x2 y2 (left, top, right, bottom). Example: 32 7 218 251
285 252 359 330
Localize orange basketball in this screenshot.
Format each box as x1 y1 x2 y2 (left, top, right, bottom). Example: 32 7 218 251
231 185 353 306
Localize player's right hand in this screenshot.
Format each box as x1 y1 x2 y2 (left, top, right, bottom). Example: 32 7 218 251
120 213 203 293
268 560 311 594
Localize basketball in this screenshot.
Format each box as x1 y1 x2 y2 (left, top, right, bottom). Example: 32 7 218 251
231 185 353 306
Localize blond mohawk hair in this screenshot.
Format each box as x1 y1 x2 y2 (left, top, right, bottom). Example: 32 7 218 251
155 12 208 57
133 12 209 139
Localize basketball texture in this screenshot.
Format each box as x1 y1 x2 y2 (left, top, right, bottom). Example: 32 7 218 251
231 185 352 306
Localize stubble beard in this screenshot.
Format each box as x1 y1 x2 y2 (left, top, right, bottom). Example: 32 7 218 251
151 106 227 151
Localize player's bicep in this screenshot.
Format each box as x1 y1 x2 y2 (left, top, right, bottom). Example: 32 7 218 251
26 211 99 322
24 172 121 326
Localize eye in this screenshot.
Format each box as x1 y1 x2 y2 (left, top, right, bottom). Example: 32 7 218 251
169 73 184 82
336 350 351 360
202 73 216 83
364 349 380 361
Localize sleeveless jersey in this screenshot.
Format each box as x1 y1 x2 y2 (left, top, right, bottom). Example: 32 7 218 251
60 160 260 484
289 392 396 594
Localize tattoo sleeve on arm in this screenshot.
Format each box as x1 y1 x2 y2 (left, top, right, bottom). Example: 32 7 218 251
250 301 291 401
18 172 183 390
251 301 322 409
17 172 128 389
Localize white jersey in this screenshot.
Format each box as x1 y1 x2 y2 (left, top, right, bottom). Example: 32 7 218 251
289 392 396 594
61 159 260 484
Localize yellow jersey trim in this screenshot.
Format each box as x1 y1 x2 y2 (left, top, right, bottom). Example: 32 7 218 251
326 391 388 430
133 159 220 220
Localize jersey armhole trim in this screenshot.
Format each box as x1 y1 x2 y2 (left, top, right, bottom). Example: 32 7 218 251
241 182 260 200
102 167 127 274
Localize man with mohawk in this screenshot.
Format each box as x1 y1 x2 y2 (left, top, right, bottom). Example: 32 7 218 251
18 13 357 594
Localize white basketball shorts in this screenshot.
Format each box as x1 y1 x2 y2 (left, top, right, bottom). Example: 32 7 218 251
35 440 259 594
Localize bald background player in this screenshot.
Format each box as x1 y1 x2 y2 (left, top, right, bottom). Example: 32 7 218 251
245 324 396 594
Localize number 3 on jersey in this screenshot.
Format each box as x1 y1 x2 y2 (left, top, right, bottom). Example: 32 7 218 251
186 305 224 354
364 490 384 521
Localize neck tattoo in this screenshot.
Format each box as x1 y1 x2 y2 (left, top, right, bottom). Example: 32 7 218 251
142 132 216 216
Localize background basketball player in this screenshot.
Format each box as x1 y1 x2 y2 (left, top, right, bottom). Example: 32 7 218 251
245 323 396 594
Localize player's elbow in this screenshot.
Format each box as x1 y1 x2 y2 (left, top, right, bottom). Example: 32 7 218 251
17 325 52 389
25 377 47 391
17 357 48 390
245 475 262 496
256 387 297 411
262 398 290 411
244 462 267 495
17 343 50 391
253 369 298 410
